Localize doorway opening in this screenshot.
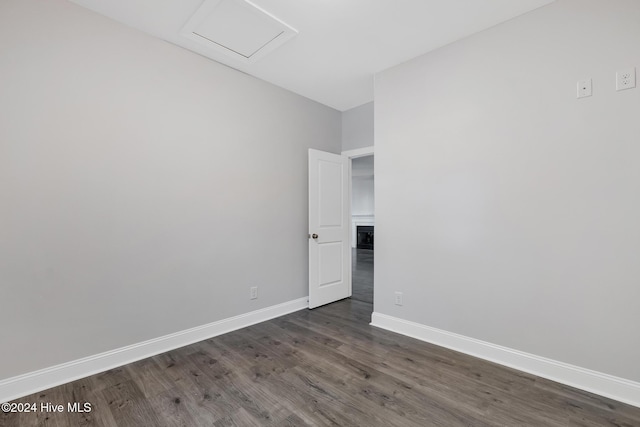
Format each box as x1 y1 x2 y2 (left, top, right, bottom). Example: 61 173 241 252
345 148 374 307
307 147 373 310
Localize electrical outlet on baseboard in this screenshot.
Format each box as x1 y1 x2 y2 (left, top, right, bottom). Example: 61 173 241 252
394 292 403 306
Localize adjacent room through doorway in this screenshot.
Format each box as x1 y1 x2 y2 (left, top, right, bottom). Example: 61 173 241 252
350 155 374 304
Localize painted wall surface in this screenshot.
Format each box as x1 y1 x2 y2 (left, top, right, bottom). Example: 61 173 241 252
351 155 375 217
352 177 375 216
0 0 340 380
375 0 640 382
342 102 374 151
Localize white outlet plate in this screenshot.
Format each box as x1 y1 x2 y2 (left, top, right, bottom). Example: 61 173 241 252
616 67 636 91
394 292 403 306
577 78 592 98
250 286 258 300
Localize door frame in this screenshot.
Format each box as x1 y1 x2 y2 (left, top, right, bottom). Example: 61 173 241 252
341 146 375 298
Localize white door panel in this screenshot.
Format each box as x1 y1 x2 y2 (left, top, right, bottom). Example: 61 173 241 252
319 161 343 227
309 149 350 309
318 242 343 286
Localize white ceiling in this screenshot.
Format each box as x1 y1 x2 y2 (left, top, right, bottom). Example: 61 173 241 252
70 0 555 111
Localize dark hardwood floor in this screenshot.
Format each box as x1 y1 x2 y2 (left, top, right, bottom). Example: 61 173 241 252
351 248 373 304
3 266 640 426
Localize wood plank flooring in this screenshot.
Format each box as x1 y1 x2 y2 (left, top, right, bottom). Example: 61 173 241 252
351 248 373 304
3 300 640 426
3 250 640 426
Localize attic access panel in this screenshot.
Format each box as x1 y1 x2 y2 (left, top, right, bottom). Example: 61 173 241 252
181 0 297 64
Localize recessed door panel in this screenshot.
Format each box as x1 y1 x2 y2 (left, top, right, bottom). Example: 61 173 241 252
318 242 343 287
319 160 343 228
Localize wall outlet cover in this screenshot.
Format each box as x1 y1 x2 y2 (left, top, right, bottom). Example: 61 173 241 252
394 292 403 306
577 78 592 98
616 68 636 91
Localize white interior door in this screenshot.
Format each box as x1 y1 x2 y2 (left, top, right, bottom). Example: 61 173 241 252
308 149 350 309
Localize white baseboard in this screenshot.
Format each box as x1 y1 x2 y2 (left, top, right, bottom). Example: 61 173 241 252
371 312 640 409
0 297 309 403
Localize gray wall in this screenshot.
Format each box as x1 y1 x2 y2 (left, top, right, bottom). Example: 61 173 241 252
352 177 375 216
351 156 375 216
375 0 640 382
341 102 374 151
0 0 340 380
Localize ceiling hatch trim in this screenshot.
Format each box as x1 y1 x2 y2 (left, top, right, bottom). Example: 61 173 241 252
180 0 298 64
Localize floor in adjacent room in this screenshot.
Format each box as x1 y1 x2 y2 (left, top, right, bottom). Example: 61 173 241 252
351 248 373 304
3 252 640 426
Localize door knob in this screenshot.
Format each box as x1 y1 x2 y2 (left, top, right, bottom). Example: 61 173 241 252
312 233 319 239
